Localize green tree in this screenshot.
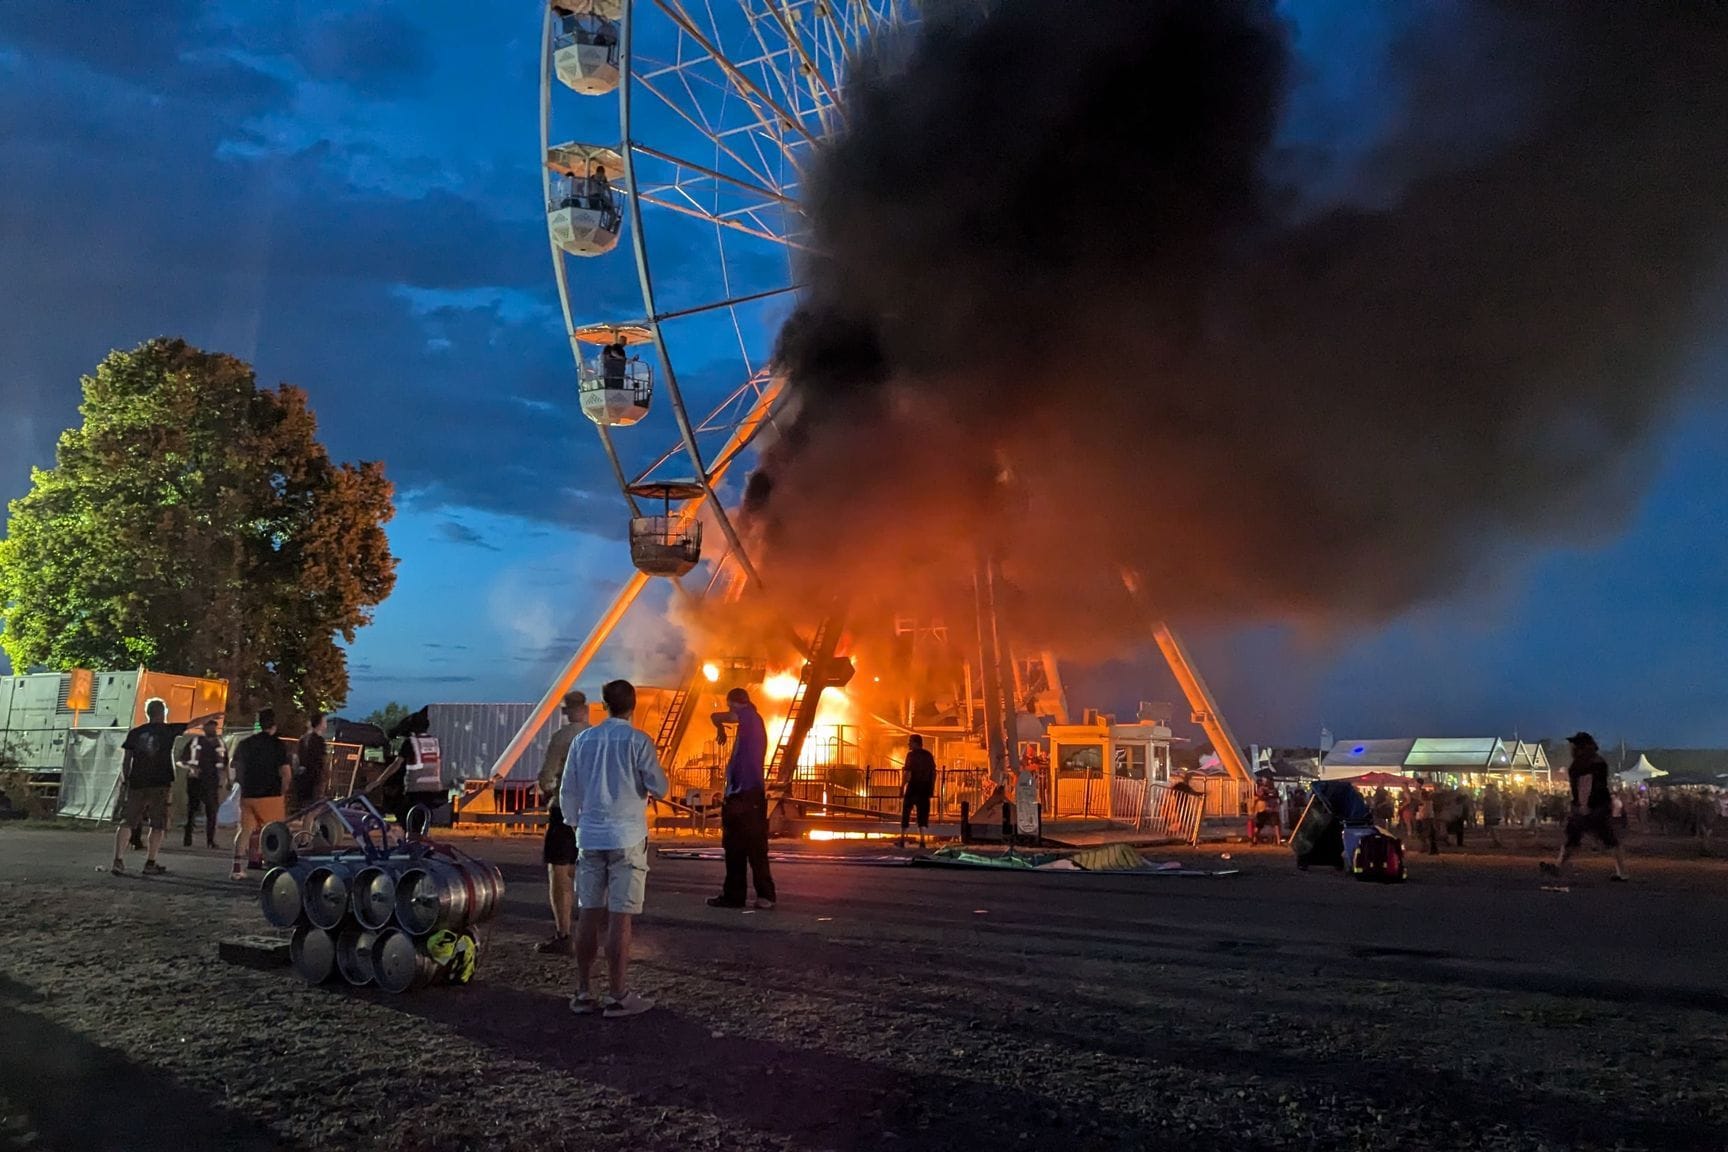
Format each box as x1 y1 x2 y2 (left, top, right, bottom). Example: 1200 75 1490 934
362 701 411 733
0 339 397 721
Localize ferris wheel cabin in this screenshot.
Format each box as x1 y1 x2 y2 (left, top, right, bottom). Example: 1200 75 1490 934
573 323 652 426
546 143 624 257
550 2 622 95
626 481 706 578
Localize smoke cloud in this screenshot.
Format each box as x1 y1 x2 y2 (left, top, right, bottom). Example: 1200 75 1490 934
744 0 1728 655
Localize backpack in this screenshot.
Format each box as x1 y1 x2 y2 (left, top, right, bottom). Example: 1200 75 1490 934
1350 830 1407 883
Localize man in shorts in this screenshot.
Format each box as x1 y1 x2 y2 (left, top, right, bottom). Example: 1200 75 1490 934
113 698 205 876
536 690 589 955
1542 731 1629 882
560 679 668 1018
231 709 292 880
899 734 937 848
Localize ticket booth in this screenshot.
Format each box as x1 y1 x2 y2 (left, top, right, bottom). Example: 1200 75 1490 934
1045 716 1173 820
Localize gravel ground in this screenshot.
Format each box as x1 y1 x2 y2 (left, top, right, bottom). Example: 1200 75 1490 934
1 824 1726 1152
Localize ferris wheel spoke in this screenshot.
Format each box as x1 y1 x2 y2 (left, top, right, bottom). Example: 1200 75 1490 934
651 283 799 325
649 0 822 151
631 69 784 190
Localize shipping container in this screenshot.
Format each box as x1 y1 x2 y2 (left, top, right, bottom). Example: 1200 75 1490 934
0 668 229 772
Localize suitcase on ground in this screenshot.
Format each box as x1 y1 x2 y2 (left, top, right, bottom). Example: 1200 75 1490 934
1348 828 1406 883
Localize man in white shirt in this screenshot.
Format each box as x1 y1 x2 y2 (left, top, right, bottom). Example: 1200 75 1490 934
560 678 669 1018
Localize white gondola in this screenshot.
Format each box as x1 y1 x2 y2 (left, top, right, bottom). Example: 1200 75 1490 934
626 481 705 577
549 2 622 95
572 323 653 426
546 143 625 257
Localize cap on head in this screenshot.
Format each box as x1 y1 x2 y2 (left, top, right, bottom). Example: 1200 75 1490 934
1567 731 1598 749
601 679 635 716
257 708 277 731
725 687 751 709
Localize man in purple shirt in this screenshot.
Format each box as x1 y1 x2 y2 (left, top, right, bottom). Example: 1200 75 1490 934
707 687 777 910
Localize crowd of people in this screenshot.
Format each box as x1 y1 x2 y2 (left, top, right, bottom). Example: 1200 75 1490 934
1265 732 1635 879
113 703 335 881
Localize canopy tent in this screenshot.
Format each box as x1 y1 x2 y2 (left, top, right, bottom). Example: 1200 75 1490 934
1351 771 1421 788
1318 739 1416 779
1616 754 1667 784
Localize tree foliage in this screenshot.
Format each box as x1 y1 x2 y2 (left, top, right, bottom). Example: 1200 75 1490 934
0 339 397 720
361 701 411 734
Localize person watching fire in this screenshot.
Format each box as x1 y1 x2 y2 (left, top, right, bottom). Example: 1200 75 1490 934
899 735 937 848
707 687 778 910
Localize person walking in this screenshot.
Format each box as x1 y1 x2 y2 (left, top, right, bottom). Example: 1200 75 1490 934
230 709 292 881
709 687 778 909
537 690 589 956
179 718 228 848
294 712 329 811
1418 785 1439 855
1447 786 1469 848
560 679 668 1018
1482 780 1505 847
899 734 937 848
112 698 202 876
1542 731 1629 882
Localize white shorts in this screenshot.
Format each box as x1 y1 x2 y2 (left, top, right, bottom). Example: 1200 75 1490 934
577 839 649 915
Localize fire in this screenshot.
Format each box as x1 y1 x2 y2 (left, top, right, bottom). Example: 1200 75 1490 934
761 671 800 700
754 666 859 775
701 661 720 683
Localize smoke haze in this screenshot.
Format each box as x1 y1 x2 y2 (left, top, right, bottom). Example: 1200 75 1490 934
743 0 1728 655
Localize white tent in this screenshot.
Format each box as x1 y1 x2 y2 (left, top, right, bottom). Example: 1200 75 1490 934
1616 754 1667 783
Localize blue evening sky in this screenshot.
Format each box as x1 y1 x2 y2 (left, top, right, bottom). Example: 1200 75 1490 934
2 2 1724 746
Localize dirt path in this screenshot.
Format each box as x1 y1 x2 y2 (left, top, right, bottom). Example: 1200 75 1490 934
1 826 1725 1151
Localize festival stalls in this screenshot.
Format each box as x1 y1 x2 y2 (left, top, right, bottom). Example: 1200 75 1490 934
1321 737 1552 787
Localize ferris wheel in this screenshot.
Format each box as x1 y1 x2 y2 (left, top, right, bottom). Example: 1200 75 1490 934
477 0 913 782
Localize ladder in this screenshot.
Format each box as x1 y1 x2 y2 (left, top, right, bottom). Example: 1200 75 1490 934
656 558 751 767
653 682 693 761
769 614 841 787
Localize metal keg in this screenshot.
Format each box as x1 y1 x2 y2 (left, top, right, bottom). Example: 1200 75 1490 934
335 926 379 986
260 864 310 928
302 858 357 929
467 859 505 924
394 859 470 935
290 924 337 984
372 928 437 993
259 820 296 867
395 856 505 934
351 862 399 931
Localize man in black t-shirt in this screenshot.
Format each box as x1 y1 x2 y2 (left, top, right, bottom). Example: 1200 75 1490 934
1542 731 1629 882
112 699 221 876
230 709 292 880
295 712 329 810
178 719 228 848
899 735 938 848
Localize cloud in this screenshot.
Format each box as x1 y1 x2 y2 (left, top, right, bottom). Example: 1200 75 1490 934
437 520 500 551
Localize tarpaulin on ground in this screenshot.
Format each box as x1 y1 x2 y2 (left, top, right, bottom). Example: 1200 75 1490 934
58 727 128 821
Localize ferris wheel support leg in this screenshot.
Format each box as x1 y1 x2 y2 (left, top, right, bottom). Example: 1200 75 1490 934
460 569 654 809
1119 569 1253 787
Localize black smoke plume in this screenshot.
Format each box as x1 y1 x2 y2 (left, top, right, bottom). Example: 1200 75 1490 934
744 0 1728 654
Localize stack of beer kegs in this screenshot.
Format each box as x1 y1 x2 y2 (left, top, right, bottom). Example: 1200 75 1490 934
258 818 502 992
